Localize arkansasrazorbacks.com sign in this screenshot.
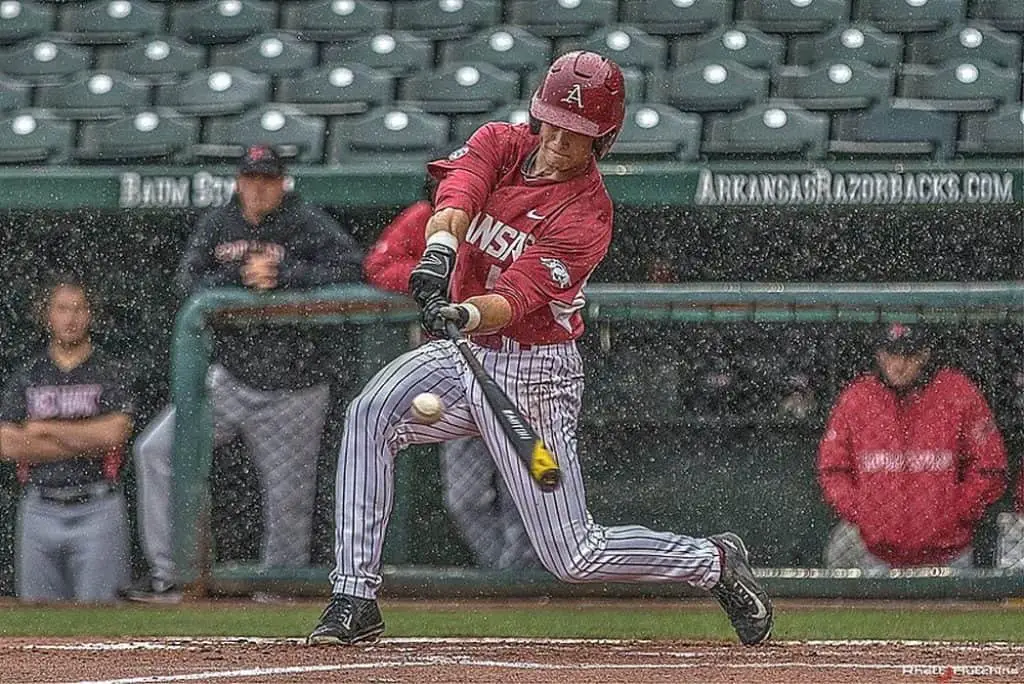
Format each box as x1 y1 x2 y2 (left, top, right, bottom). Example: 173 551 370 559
694 169 1015 206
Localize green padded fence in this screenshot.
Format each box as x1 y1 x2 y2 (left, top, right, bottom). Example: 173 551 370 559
170 282 1024 599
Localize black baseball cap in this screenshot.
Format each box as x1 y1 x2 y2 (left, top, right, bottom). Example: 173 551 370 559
876 322 931 355
238 144 285 177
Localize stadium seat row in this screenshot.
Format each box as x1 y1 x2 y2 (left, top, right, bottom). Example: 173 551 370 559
2 22 1022 78
1 56 1019 124
1 0 1021 47
0 100 1019 165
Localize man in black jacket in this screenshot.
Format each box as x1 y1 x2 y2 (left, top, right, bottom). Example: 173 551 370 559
122 145 363 602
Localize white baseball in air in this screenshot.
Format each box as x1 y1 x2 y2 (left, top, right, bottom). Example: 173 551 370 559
411 393 444 424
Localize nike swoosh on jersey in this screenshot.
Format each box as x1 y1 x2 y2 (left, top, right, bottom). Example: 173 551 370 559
526 209 546 220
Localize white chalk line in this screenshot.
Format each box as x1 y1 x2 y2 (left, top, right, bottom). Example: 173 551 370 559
64 660 946 684
17 638 1019 684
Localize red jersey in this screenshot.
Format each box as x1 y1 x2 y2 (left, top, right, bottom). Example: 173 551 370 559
428 122 613 345
363 200 430 294
817 368 1008 566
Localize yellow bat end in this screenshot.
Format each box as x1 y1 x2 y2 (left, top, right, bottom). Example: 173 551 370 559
530 441 561 491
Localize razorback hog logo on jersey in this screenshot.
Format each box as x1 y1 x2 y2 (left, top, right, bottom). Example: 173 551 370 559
465 213 535 262
561 84 584 109
540 257 571 288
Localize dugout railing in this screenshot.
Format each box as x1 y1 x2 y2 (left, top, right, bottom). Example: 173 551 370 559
169 282 1024 600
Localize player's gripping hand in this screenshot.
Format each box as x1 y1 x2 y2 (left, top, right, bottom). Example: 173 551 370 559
409 233 458 306
419 292 451 338
420 296 481 337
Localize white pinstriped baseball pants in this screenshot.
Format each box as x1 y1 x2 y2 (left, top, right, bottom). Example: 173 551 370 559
329 338 721 599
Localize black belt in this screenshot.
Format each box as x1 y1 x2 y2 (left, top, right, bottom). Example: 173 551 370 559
30 481 118 505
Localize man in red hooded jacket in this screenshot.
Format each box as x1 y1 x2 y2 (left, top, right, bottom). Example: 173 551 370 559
818 322 1008 569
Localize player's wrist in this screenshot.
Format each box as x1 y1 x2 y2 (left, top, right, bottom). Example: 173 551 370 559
458 302 481 332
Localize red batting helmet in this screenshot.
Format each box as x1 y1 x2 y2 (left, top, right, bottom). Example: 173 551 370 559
529 51 626 159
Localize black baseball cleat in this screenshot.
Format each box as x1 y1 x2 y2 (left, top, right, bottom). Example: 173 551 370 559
709 532 774 646
306 594 385 646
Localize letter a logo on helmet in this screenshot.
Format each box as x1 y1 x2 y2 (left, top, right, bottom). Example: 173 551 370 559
530 51 626 159
561 84 584 109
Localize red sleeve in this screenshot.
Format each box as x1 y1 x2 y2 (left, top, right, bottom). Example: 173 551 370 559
363 201 432 294
427 123 516 220
492 216 611 323
817 388 862 525
953 374 1008 522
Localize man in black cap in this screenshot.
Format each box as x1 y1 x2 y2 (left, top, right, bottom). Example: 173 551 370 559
121 145 364 602
817 322 1008 571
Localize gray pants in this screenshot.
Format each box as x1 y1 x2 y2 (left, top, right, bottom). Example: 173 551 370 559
824 521 973 571
17 488 129 602
134 364 329 582
439 437 539 570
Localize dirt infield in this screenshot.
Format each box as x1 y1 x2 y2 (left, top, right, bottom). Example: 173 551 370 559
4 636 1022 683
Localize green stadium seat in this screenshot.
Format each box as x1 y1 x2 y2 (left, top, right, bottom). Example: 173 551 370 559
605 103 702 161
392 0 502 40
788 23 904 68
210 32 317 76
855 0 965 33
398 62 519 114
737 0 851 34
505 0 617 38
169 0 275 45
0 75 31 111
154 66 271 116
0 109 73 163
672 25 786 70
198 104 325 162
651 59 769 112
0 0 55 45
958 104 1024 155
703 103 829 159
280 0 390 42
328 106 450 162
74 108 199 163
906 23 1021 69
619 0 732 37
34 70 151 118
968 0 1024 32
439 25 552 76
772 59 893 111
897 59 1020 111
96 37 206 84
523 64 648 102
322 32 433 76
275 63 394 115
561 25 669 73
57 0 165 45
451 101 530 142
0 37 91 83
829 103 957 158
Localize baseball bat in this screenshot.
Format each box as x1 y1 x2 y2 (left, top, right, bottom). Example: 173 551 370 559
445 321 561 492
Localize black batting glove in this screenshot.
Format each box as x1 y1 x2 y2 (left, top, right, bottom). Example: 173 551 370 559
419 292 451 338
409 240 456 307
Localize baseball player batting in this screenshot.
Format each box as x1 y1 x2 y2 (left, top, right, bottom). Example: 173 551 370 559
307 51 773 647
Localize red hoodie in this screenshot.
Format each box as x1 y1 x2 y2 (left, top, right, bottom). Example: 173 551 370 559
363 201 431 294
818 368 1007 566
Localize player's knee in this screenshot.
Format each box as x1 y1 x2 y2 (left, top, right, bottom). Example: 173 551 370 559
540 539 605 583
